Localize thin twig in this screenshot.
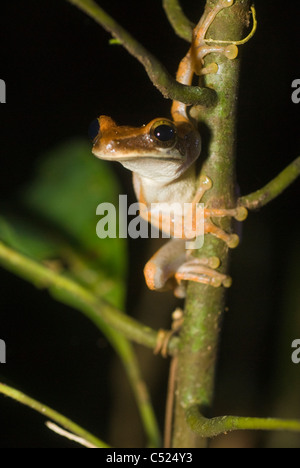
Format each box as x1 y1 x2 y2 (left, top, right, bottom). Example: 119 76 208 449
108 332 161 447
46 422 98 448
162 0 194 42
164 355 178 448
66 0 217 107
0 382 108 448
0 241 178 353
205 5 257 45
186 405 300 438
0 238 174 447
239 157 300 210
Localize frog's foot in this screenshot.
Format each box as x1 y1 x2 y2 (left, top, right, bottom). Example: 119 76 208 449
204 219 240 248
154 329 174 358
175 256 232 297
154 308 183 357
144 239 230 296
203 206 248 248
192 176 248 222
193 0 238 75
191 175 248 249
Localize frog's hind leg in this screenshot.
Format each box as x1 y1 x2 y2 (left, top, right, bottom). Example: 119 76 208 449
144 238 231 298
193 0 238 75
144 239 187 294
171 0 238 122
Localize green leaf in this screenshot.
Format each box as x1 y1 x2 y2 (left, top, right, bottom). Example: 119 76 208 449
24 140 124 268
0 139 127 309
0 215 59 260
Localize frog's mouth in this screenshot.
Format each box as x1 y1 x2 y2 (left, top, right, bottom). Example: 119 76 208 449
94 152 183 163
92 138 184 162
93 143 196 184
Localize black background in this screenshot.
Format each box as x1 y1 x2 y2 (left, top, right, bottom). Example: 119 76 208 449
0 0 299 448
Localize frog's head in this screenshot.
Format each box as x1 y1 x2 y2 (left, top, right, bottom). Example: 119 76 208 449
91 116 201 183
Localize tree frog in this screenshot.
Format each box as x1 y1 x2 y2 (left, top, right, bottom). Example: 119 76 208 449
91 0 247 297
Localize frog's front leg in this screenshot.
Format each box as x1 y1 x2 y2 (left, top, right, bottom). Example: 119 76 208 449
184 175 248 248
144 238 231 298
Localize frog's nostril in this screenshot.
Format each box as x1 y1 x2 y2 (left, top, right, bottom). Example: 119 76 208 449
88 118 101 142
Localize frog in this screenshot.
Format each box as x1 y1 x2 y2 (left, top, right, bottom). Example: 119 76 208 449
91 0 247 298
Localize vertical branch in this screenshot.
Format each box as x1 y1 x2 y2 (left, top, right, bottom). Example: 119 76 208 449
172 0 251 448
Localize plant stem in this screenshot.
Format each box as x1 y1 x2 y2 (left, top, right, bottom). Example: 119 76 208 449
239 156 300 210
0 241 165 446
162 0 194 42
172 0 251 448
107 331 161 447
0 241 178 353
0 382 108 448
186 406 300 437
65 0 217 107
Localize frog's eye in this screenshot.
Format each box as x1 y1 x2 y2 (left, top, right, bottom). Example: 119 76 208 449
88 118 100 141
150 120 177 148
